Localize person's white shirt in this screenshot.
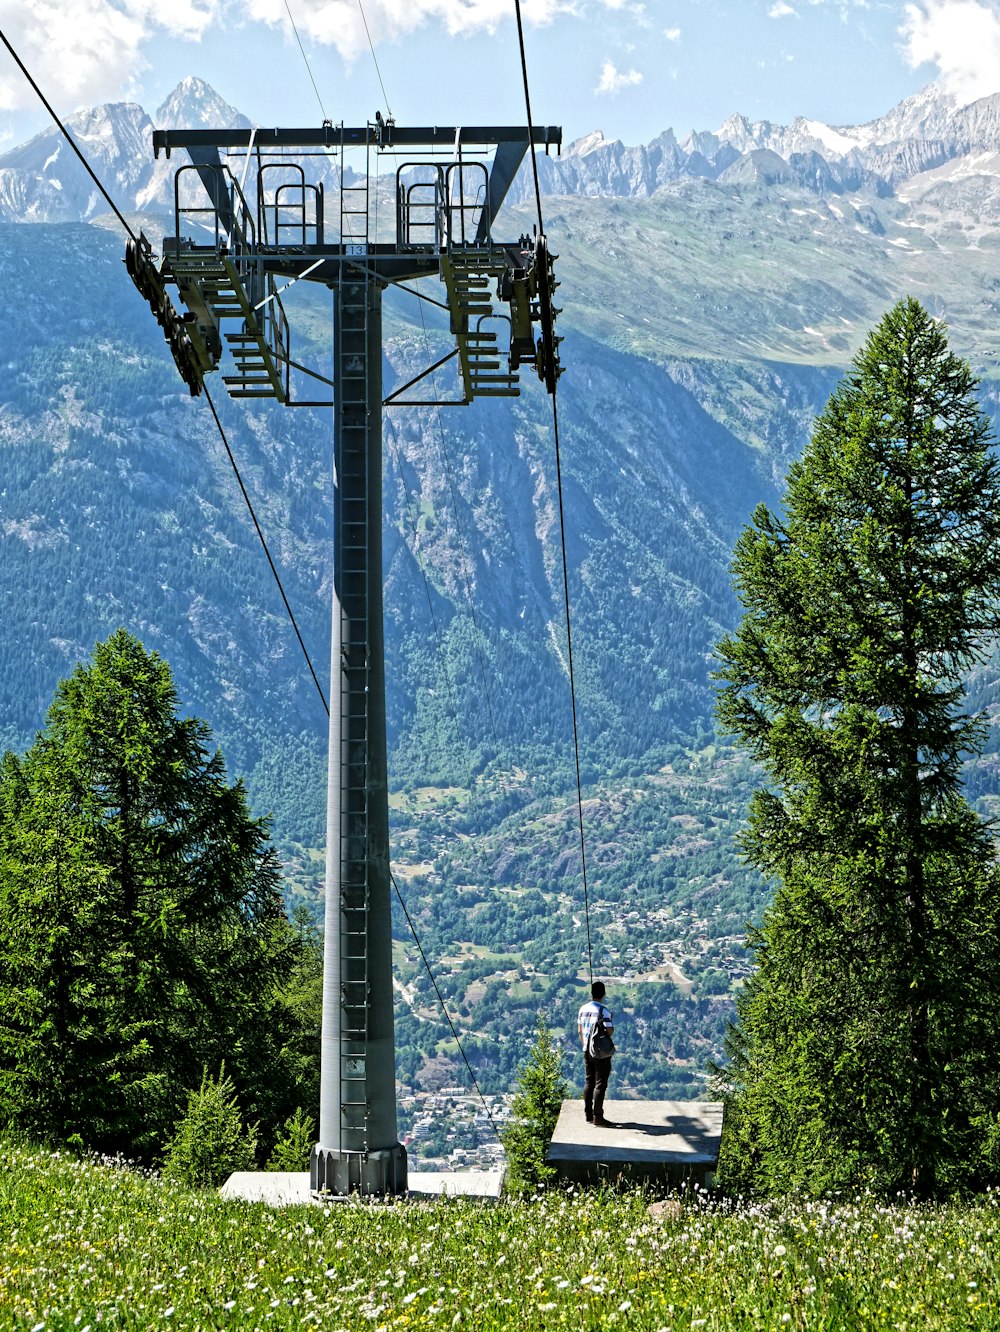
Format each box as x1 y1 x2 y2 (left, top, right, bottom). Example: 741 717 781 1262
577 999 614 1051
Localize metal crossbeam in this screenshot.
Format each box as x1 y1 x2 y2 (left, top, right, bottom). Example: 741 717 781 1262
153 125 562 155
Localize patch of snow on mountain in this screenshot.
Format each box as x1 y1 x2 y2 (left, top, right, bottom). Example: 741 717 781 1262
797 120 858 157
898 149 1000 204
566 131 608 158
0 72 996 223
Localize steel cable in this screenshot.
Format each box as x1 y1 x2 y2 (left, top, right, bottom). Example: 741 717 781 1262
512 0 594 983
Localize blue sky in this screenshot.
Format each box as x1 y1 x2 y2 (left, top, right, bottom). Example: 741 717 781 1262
1 0 999 149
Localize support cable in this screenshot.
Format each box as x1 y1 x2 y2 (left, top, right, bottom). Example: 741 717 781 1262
513 0 594 983
0 31 138 243
202 384 330 715
512 0 545 239
390 867 500 1140
0 30 330 718
548 403 594 983
355 0 393 120
282 0 329 123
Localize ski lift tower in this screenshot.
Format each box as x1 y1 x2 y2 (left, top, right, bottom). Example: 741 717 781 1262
127 116 563 1196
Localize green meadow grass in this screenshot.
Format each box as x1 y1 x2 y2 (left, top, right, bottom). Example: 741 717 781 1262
3 1142 1000 1330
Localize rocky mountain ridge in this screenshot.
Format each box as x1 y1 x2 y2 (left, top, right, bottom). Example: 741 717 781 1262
508 80 1000 199
0 79 248 223
4 77 1000 224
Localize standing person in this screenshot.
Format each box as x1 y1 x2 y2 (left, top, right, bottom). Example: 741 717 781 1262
578 981 615 1126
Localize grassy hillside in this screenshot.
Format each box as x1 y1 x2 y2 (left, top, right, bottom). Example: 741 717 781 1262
3 1141 999 1329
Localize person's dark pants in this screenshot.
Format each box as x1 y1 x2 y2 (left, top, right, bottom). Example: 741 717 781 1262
583 1054 611 1121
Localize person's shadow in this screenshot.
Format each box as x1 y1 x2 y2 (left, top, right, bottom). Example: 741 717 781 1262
607 1113 719 1154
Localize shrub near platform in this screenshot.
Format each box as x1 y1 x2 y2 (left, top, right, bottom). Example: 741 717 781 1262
3 1142 1000 1329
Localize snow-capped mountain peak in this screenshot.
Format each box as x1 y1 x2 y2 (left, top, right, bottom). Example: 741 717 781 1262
566 130 610 158
155 77 250 131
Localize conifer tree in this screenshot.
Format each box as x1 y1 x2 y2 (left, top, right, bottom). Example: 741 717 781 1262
502 1017 567 1195
0 630 310 1158
161 1064 258 1188
715 299 1000 1196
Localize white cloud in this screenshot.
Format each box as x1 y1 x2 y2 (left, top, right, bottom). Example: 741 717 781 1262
902 0 1000 104
765 0 868 14
0 0 221 111
0 0 573 110
245 0 574 61
595 60 643 94
663 24 681 39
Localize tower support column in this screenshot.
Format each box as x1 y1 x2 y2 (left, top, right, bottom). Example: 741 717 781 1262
312 278 406 1196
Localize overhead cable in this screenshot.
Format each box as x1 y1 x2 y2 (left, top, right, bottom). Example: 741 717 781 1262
512 0 545 238
390 868 500 1139
282 0 329 123
512 0 594 983
547 398 594 982
0 30 138 243
0 33 331 720
354 0 393 120
202 384 330 715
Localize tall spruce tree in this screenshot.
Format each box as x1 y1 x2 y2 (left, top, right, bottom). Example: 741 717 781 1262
0 630 311 1158
715 299 1000 1197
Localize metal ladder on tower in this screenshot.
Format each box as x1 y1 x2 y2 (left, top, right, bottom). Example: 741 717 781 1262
337 124 373 1153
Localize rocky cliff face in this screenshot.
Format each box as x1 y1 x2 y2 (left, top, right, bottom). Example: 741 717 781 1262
0 102 153 222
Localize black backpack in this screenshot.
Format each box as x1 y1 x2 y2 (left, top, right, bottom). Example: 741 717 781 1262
587 1005 615 1061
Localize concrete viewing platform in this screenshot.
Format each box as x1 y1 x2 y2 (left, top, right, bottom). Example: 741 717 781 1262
221 1172 314 1205
220 1169 504 1207
546 1099 724 1188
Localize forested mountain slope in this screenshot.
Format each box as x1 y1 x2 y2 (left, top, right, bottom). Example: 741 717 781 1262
5 74 1000 1104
